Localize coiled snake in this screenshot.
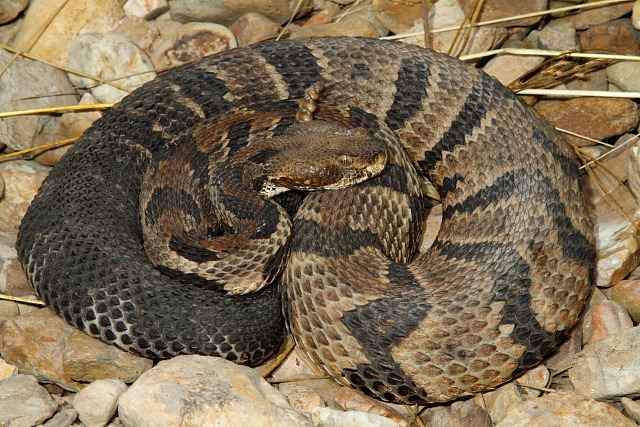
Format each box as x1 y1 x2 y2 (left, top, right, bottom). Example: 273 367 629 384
17 37 595 404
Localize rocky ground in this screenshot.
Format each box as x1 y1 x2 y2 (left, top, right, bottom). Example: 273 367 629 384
1 0 640 426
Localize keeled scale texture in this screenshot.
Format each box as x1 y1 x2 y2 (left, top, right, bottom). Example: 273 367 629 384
17 37 595 403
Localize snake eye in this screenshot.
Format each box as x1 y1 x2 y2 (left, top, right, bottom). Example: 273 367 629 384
338 155 354 167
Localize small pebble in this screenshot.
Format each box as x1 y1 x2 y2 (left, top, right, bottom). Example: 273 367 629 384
73 379 127 427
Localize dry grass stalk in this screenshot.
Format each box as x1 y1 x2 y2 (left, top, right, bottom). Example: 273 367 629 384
0 293 45 306
508 55 610 92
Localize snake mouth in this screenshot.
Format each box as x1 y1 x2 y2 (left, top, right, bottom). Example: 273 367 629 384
341 150 388 187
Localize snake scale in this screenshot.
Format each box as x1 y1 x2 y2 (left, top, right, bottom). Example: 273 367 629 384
17 37 595 404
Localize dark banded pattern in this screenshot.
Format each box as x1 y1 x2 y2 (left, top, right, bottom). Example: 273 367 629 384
17 37 594 405
279 38 593 404
384 56 433 131
253 43 324 99
423 72 493 166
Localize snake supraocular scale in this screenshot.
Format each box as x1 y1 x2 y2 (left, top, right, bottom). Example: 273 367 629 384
16 37 595 404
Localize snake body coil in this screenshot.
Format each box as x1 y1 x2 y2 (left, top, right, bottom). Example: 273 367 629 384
17 37 595 404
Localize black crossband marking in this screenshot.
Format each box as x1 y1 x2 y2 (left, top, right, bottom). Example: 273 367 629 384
253 43 324 99
385 56 432 131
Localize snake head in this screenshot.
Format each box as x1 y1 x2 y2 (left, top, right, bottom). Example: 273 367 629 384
265 120 388 192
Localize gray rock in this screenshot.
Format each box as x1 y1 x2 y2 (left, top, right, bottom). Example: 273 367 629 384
608 279 640 323
0 308 151 392
332 387 410 426
582 151 640 288
43 409 78 427
0 0 29 24
111 16 161 52
544 324 587 372
535 97 639 148
405 0 507 55
229 12 281 46
73 379 127 427
621 397 640 424
587 300 633 343
496 390 635 426
289 13 381 39
569 325 640 400
371 0 422 34
566 68 608 92
459 0 547 27
0 50 78 151
30 134 71 166
67 33 156 103
170 0 313 26
420 399 491 427
607 61 640 92
517 365 551 399
538 26 580 51
278 382 325 417
0 160 50 229
149 22 236 69
552 3 633 30
0 228 33 299
0 13 21 44
0 374 58 426
311 406 401 427
10 0 125 66
62 328 153 384
0 308 85 392
0 357 18 380
118 355 312 427
123 0 169 19
482 53 545 86
477 383 525 425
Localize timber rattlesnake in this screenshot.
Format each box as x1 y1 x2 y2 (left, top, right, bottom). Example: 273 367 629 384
17 37 595 404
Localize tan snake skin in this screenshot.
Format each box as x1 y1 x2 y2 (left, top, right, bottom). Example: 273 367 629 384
17 37 595 404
